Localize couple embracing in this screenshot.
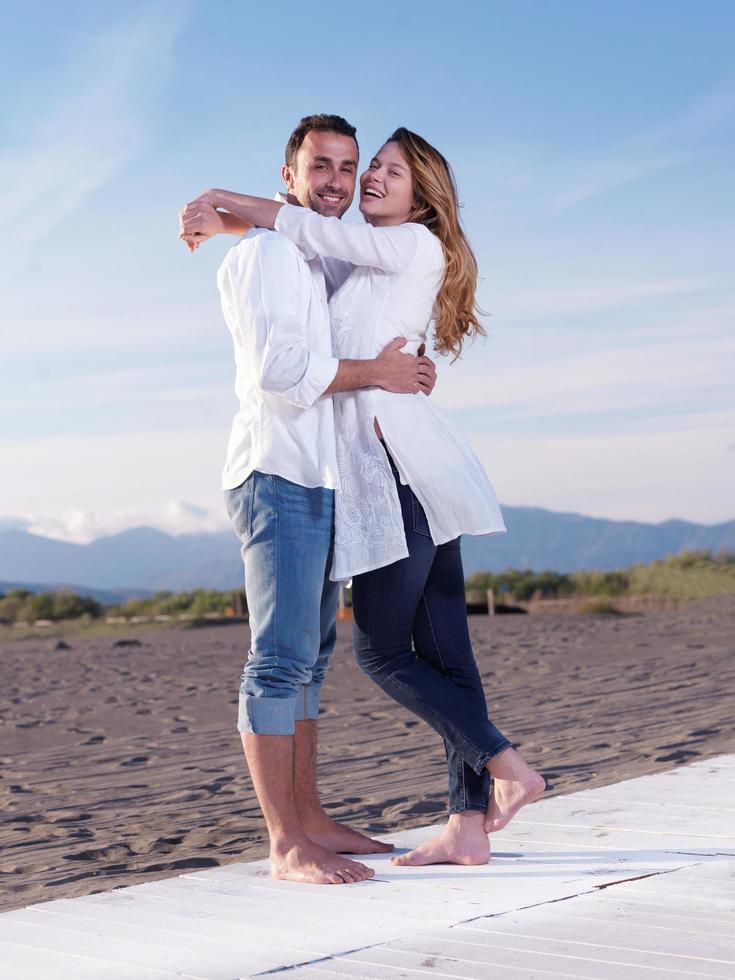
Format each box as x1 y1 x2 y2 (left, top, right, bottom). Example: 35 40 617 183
179 114 544 886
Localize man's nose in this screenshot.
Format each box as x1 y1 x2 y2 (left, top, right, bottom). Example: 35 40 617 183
324 172 346 191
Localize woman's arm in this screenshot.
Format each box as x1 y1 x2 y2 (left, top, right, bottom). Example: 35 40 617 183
178 195 258 251
182 190 425 273
274 203 421 274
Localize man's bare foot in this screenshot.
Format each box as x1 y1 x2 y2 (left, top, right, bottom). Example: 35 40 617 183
485 747 546 833
270 839 375 885
390 812 490 867
303 813 394 854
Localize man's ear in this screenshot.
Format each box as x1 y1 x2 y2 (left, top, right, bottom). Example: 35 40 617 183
282 163 295 191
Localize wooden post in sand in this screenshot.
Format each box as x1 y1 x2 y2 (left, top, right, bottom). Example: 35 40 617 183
337 585 352 621
231 590 248 618
487 589 495 616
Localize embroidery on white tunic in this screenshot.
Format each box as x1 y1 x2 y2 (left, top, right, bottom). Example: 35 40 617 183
332 406 406 576
330 311 357 357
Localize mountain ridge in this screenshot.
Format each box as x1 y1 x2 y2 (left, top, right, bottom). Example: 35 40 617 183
1 507 733 592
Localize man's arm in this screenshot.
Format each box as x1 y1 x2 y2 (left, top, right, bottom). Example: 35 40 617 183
326 340 436 396
224 237 431 408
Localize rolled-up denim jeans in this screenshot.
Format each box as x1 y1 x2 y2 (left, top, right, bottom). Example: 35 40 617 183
225 471 339 735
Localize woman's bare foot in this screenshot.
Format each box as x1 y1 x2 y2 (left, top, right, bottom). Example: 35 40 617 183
485 747 546 833
390 812 490 867
270 839 376 884
303 813 394 854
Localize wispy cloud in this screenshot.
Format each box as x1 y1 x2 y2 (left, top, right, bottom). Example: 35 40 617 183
550 74 735 212
473 75 735 219
434 332 734 417
494 278 710 320
469 411 735 525
0 3 191 280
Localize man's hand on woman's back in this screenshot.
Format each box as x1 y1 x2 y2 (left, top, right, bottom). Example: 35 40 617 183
375 338 437 395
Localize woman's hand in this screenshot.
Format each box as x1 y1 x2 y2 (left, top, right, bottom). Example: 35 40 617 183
179 198 227 252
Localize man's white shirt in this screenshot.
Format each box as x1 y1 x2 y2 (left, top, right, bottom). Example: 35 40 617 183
217 196 351 492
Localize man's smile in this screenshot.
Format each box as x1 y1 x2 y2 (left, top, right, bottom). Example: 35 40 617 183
316 192 345 206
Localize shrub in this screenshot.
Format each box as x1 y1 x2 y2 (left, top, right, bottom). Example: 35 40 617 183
577 598 623 615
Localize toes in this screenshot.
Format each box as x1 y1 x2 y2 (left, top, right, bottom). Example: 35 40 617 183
326 872 344 884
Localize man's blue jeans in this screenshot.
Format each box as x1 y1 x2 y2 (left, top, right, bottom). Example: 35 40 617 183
225 471 339 735
352 453 511 813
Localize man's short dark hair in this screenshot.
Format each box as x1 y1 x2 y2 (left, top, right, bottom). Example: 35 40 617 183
285 114 358 169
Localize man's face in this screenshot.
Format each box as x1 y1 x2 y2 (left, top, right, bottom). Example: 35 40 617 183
282 130 358 218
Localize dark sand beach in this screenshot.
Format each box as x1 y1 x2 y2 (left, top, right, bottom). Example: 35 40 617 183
1 595 734 913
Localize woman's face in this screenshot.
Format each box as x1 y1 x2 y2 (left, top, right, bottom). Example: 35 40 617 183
359 142 416 226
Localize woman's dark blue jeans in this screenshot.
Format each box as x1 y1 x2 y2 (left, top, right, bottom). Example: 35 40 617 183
351 454 512 814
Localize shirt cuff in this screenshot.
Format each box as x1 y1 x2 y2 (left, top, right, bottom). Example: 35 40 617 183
289 350 339 408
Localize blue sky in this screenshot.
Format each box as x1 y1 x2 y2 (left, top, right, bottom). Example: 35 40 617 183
1 0 733 542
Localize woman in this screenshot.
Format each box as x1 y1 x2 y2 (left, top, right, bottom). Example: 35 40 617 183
181 128 544 866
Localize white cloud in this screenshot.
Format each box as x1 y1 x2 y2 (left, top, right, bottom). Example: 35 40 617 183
468 412 735 525
0 3 192 281
0 427 229 531
2 406 733 543
433 331 734 416
469 75 735 219
25 499 229 545
550 75 735 212
494 278 710 320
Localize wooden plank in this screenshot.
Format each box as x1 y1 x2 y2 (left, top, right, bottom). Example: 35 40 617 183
505 809 735 842
5 757 735 980
493 819 735 856
0 920 218 979
457 918 735 969
26 875 447 956
9 908 308 978
0 945 59 980
530 899 735 938
24 897 331 954
295 942 693 979
0 938 197 980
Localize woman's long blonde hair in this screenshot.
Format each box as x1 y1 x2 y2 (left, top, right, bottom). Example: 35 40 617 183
388 127 485 360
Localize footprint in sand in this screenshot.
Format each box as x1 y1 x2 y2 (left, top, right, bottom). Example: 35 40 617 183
655 748 699 763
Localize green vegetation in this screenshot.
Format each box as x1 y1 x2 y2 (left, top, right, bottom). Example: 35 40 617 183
2 551 732 629
108 589 233 619
627 550 735 600
466 550 735 602
0 587 235 626
0 588 102 625
576 597 624 616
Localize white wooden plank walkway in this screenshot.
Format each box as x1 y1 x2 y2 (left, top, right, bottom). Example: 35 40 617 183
1 755 734 980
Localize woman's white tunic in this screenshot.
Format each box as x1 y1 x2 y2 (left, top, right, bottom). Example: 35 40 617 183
274 204 506 581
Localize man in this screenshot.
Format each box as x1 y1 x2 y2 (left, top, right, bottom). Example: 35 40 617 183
180 115 436 885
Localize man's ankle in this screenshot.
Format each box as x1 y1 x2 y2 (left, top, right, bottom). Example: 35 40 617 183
297 802 330 827
269 832 311 858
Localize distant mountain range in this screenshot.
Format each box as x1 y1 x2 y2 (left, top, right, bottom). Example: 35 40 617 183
1 508 733 596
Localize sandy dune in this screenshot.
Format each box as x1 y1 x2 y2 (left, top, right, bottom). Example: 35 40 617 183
1 595 733 912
